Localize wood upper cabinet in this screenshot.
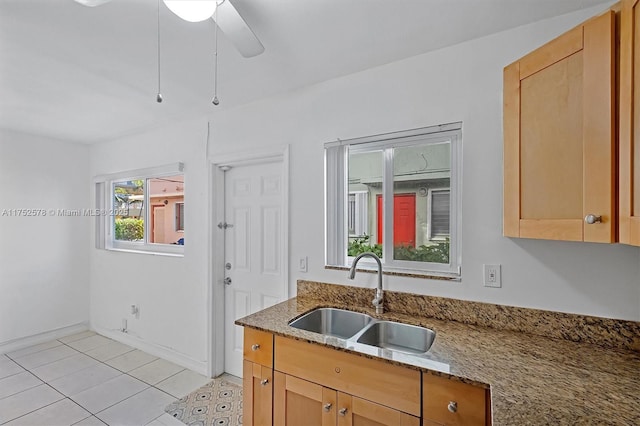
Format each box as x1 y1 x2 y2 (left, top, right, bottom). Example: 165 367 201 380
620 0 640 245
504 10 616 242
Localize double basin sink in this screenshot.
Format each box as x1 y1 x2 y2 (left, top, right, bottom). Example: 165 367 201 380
288 307 435 355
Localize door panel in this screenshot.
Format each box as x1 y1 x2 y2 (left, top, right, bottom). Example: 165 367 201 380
224 161 286 377
274 372 336 426
337 392 420 426
503 10 615 242
620 0 640 245
376 193 416 246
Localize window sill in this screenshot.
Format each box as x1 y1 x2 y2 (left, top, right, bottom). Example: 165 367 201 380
325 265 460 281
104 247 184 258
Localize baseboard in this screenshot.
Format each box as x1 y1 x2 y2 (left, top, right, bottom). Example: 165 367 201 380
92 326 208 376
0 322 89 355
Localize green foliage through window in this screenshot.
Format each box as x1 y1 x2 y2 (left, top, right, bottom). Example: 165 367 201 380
115 218 144 241
348 235 383 258
348 235 449 264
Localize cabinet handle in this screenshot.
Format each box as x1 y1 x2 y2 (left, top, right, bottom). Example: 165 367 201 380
260 378 269 386
447 401 458 413
323 403 332 412
338 408 348 416
584 214 602 224
251 344 260 351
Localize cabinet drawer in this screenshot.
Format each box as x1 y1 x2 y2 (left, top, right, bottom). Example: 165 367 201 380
244 328 274 367
423 373 489 426
274 336 420 416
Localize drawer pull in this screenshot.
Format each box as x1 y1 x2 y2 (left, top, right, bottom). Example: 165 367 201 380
323 403 332 412
338 408 348 416
260 379 269 386
447 401 458 413
251 344 260 351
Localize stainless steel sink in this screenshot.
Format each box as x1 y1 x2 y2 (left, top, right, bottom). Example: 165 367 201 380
288 308 374 339
356 321 436 355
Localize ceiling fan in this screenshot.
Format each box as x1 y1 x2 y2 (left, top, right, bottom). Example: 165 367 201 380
73 0 265 58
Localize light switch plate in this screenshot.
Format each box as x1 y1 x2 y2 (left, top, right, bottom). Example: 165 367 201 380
299 256 308 273
483 264 501 288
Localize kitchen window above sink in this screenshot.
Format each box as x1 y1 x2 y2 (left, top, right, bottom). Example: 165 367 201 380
324 122 462 278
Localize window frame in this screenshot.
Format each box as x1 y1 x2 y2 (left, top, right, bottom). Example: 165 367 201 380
95 163 184 256
325 123 462 277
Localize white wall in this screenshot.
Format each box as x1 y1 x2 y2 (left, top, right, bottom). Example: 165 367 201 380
87 4 639 374
0 129 90 347
89 118 210 372
209 4 640 321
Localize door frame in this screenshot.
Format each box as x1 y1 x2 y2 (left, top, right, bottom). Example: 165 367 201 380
207 145 290 378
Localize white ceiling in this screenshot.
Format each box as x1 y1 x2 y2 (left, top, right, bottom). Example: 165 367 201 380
0 0 608 144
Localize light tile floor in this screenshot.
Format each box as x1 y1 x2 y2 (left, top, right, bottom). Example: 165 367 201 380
0 331 214 425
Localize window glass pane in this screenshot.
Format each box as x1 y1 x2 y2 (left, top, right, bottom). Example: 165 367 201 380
176 203 185 232
347 150 383 258
113 180 145 242
430 190 450 238
392 142 450 264
148 174 185 245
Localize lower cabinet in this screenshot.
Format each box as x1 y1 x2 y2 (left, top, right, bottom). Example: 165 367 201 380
423 373 490 426
273 372 419 426
243 360 273 426
242 327 490 426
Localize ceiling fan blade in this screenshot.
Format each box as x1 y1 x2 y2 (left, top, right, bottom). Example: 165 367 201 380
73 0 113 6
213 0 264 58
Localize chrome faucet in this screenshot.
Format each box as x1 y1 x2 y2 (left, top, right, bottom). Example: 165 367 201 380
348 252 384 314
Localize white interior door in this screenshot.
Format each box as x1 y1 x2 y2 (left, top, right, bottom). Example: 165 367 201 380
222 160 286 377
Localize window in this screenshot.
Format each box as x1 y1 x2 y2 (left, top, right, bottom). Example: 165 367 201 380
326 124 461 277
95 163 185 255
176 202 185 232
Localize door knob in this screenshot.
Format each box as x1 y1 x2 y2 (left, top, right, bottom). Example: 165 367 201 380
224 277 232 285
448 401 458 413
323 403 332 412
260 379 269 386
584 214 602 224
338 408 348 416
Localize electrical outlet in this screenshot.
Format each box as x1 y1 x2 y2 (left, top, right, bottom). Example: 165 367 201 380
298 256 308 273
483 264 502 288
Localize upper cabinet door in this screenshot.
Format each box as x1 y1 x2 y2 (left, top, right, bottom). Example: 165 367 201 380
504 11 616 242
620 0 640 246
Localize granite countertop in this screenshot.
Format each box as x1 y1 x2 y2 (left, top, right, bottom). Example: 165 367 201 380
236 295 640 425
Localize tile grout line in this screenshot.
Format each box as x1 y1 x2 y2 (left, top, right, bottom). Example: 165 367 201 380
2 333 206 425
0 383 66 425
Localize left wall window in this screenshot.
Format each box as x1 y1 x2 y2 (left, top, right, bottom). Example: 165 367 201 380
96 163 184 255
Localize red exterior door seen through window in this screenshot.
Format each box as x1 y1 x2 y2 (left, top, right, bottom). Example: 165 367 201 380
376 193 416 247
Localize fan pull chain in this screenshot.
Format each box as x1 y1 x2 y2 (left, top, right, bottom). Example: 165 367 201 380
211 0 220 105
156 0 163 103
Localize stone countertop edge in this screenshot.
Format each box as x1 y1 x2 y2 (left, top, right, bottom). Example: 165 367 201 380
236 296 640 425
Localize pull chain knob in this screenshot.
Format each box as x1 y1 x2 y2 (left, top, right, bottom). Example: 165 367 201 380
448 401 458 413
323 403 332 412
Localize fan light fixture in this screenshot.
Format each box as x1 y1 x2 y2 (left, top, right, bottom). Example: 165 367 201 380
163 0 218 23
73 0 112 6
